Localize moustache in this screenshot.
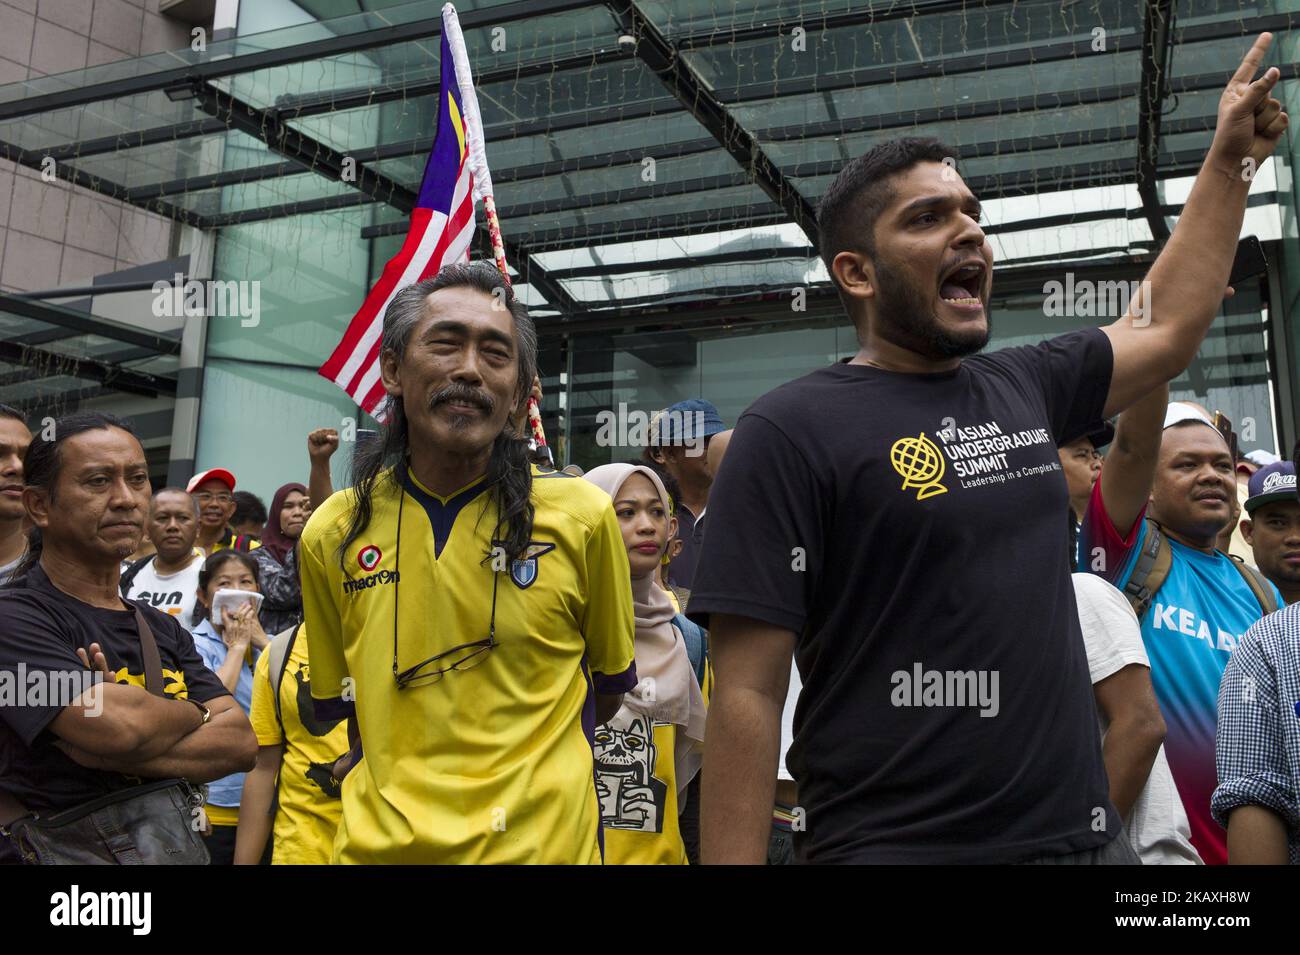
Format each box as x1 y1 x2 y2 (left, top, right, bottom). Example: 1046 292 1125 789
429 384 496 415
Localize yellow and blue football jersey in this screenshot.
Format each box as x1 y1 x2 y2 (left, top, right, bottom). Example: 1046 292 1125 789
299 464 637 864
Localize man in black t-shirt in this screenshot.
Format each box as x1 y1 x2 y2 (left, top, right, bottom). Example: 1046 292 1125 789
690 35 1289 864
0 413 257 863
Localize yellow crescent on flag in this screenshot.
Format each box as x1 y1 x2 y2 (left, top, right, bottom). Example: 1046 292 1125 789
448 90 467 160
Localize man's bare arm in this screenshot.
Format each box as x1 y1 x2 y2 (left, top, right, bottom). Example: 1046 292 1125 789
56 696 256 781
1226 805 1290 864
307 428 339 507
330 715 361 783
1093 664 1166 819
701 613 794 865
1103 34 1286 416
49 680 203 761
1097 383 1168 535
595 693 625 726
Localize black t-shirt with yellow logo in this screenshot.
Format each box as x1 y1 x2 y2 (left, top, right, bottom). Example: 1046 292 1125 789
689 327 1118 863
0 564 229 816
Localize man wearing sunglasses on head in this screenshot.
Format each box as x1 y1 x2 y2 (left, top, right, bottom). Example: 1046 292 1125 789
299 262 637 864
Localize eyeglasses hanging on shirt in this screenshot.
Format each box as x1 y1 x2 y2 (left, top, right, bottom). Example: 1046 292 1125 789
391 487 499 689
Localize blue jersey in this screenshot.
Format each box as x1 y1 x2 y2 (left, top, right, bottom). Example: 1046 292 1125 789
1079 479 1280 864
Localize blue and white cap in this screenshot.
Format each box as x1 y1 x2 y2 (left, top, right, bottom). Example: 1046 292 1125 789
1245 461 1298 514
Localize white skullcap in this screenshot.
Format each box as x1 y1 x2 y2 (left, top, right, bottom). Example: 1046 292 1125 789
1163 402 1214 431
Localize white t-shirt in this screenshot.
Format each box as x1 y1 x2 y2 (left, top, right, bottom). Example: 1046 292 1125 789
123 549 204 632
1072 573 1202 865
778 659 802 781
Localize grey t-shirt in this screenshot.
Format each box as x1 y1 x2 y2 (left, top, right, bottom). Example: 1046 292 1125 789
1073 573 1203 865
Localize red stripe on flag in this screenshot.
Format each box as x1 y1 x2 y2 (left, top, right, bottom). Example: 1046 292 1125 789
339 174 476 399
418 165 475 280
359 377 388 417
319 208 434 382
419 169 474 275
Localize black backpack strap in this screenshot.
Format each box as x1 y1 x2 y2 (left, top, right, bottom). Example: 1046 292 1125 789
265 623 301 820
118 553 155 597
1226 555 1280 617
1121 519 1173 619
269 623 302 736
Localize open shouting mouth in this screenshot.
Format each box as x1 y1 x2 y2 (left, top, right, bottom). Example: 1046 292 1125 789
939 259 987 311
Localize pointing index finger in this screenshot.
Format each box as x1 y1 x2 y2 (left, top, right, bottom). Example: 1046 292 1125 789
1233 32 1273 85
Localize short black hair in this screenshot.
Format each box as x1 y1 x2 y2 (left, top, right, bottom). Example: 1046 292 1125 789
0 404 26 424
818 137 957 288
231 490 267 528
11 411 138 579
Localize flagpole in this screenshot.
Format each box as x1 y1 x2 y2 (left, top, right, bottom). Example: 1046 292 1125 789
481 194 511 290
443 2 551 462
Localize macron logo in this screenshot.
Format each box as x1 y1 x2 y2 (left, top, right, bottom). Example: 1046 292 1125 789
50 885 151 936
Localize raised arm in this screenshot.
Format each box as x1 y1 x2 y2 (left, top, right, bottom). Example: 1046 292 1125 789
701 613 794 864
1096 383 1168 535
1103 34 1287 417
307 427 340 508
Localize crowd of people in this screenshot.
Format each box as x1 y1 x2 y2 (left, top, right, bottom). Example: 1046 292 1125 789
0 33 1295 866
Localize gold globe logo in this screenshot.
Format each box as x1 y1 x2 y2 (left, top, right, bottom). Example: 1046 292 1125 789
890 432 948 500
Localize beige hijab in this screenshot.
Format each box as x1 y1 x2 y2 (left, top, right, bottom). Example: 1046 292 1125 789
583 464 707 796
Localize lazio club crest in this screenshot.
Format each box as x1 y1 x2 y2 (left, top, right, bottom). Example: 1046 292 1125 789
509 542 556 589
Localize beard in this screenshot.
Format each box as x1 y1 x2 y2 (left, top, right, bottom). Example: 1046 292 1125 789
872 255 992 360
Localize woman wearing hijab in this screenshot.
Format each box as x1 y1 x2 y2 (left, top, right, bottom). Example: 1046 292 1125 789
582 463 709 865
252 482 309 635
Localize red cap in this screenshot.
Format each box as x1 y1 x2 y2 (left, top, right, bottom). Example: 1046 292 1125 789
186 468 236 493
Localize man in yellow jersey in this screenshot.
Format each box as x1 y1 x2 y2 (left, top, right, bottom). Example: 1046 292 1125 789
299 261 637 864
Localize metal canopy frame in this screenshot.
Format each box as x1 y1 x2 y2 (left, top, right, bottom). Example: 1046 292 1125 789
0 292 182 356
0 0 1291 322
0 291 180 411
606 0 821 246
0 0 604 122
1138 0 1177 245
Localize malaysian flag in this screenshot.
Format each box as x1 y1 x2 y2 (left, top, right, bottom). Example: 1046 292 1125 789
319 9 480 416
